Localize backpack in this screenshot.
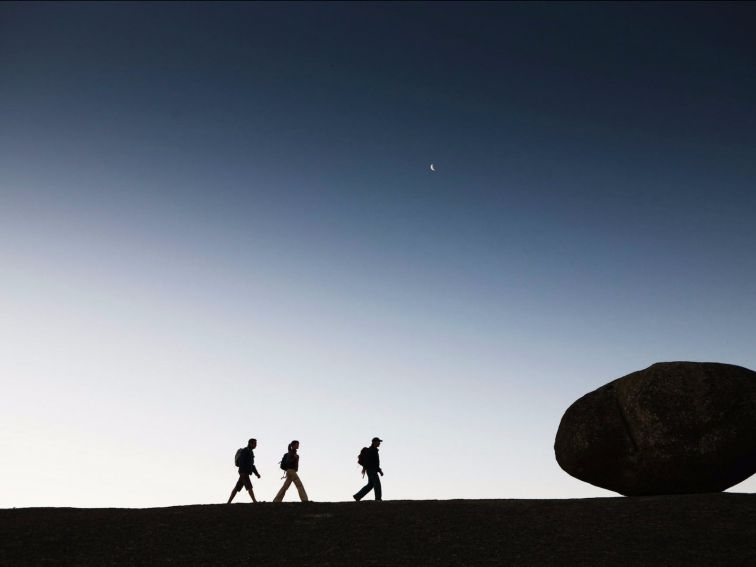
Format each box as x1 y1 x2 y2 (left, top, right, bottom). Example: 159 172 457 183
357 447 368 467
234 448 244 467
279 452 290 471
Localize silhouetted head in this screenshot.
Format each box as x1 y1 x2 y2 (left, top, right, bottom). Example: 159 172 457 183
371 437 382 448
248 438 257 449
289 440 299 452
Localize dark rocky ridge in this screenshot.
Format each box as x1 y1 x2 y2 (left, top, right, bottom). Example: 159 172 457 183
555 362 756 495
2 495 756 566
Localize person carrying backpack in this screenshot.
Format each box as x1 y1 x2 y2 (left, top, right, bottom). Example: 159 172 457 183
227 438 261 504
353 437 383 501
272 440 309 502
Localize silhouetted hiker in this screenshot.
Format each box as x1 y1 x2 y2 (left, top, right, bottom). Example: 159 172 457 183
353 437 383 501
273 440 309 502
227 438 261 504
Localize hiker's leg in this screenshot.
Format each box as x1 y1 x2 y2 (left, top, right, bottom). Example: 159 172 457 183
291 471 309 502
242 474 257 503
373 472 382 501
228 476 244 504
353 473 375 501
273 475 292 502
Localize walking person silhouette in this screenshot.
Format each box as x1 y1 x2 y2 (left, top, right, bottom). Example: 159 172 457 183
273 440 309 502
227 438 261 503
353 437 383 501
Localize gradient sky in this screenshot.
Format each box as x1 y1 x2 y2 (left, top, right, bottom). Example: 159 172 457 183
2 2 755 507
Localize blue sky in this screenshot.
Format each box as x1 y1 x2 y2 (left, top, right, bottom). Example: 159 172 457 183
1 2 755 506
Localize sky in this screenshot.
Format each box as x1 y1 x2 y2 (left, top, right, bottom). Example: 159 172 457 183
1 2 755 507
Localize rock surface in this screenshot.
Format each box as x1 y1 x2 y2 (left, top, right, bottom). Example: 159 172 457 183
555 361 756 495
3 496 756 566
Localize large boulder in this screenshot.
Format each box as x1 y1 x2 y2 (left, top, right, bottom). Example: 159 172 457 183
554 361 756 495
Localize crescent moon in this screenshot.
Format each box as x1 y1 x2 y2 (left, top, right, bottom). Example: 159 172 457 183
430 163 436 172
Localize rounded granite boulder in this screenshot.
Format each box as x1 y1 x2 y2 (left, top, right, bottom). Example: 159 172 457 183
554 362 756 496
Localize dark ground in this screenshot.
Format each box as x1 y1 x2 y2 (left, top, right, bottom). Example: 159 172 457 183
2 494 755 566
